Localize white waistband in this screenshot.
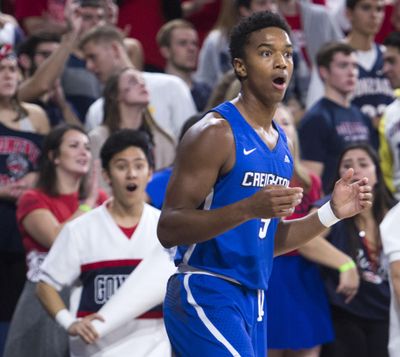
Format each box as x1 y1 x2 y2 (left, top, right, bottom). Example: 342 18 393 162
177 265 241 285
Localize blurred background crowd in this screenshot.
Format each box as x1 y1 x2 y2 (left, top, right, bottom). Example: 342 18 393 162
1 0 400 356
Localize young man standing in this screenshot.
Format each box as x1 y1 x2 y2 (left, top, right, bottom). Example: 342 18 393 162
157 19 211 112
36 130 175 357
346 0 393 132
158 11 372 356
298 42 372 194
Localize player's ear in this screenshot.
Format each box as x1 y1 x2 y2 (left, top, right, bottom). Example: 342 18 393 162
233 58 247 79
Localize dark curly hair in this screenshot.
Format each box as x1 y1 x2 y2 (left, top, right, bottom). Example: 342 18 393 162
229 10 291 63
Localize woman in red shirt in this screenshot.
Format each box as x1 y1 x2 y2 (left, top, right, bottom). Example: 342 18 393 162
4 124 107 357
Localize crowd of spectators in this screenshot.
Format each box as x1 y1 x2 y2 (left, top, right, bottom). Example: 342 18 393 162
1 0 400 356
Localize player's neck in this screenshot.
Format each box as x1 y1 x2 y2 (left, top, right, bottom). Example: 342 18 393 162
233 93 278 129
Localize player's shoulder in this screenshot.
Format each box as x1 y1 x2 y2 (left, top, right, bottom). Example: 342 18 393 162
182 111 232 144
176 112 234 169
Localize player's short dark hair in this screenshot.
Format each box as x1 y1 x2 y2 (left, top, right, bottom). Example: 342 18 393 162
229 11 291 62
384 31 400 51
100 129 154 170
316 41 355 69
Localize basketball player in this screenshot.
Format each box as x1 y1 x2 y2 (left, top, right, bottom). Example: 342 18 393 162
157 11 373 356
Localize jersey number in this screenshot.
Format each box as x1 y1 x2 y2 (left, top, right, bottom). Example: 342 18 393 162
259 219 271 239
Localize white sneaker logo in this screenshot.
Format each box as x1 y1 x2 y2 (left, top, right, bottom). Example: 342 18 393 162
243 148 256 156
284 155 290 163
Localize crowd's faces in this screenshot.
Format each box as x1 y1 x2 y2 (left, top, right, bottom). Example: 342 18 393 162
168 27 199 72
339 148 377 187
0 57 19 98
54 129 92 178
83 41 119 83
347 0 385 37
104 146 152 207
237 26 293 103
32 41 60 72
321 52 358 97
118 69 149 106
78 6 106 35
383 45 400 89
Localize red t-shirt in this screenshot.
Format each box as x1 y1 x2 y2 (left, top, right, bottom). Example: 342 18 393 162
17 188 108 254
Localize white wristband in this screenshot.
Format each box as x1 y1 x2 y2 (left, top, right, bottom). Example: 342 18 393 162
317 201 340 228
55 309 76 330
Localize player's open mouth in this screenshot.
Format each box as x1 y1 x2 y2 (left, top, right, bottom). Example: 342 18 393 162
273 77 285 85
272 76 286 90
126 183 137 192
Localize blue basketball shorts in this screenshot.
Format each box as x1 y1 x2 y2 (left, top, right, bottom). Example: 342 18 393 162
163 273 267 357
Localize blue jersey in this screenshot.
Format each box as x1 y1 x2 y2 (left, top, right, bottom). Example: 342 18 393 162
175 102 293 290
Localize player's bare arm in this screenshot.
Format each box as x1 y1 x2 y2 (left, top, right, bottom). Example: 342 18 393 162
158 111 303 248
274 168 372 255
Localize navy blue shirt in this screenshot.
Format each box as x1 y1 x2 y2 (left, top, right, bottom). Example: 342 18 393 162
299 98 372 194
0 123 44 252
315 197 390 321
351 44 394 121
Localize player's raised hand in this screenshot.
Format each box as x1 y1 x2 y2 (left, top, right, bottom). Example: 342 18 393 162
330 168 372 219
248 185 303 219
68 313 105 344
